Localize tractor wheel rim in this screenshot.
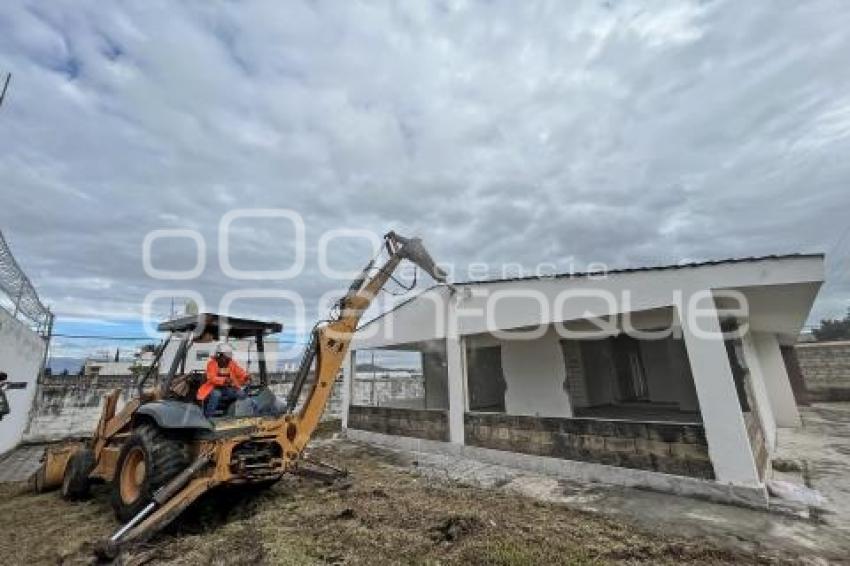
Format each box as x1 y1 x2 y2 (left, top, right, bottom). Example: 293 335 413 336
120 446 146 504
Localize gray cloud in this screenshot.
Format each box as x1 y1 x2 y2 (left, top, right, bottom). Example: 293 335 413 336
1 0 849 345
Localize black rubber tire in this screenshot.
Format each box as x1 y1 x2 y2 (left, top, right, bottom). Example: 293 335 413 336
61 448 95 500
110 424 190 522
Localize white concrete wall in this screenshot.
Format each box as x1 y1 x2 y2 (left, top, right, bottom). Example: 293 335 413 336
499 328 572 418
356 285 447 349
0 308 47 454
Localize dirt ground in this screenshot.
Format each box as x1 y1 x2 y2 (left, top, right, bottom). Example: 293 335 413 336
0 441 813 566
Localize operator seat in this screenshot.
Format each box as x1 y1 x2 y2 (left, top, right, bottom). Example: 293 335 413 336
165 371 205 405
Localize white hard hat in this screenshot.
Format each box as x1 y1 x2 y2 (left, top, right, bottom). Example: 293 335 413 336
215 342 233 356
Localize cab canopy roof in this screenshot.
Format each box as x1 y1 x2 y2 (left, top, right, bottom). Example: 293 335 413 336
157 313 282 338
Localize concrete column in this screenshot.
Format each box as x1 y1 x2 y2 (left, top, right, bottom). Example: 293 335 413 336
740 332 777 452
753 332 801 427
341 349 355 430
445 335 467 444
678 297 760 486
446 295 468 445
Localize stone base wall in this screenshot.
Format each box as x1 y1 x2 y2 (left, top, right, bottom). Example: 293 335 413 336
741 374 769 480
27 373 429 443
795 341 850 402
743 412 768 480
464 412 714 479
26 374 349 443
348 406 449 441
25 380 136 442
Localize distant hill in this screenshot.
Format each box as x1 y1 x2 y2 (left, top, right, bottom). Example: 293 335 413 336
355 363 396 373
47 357 84 375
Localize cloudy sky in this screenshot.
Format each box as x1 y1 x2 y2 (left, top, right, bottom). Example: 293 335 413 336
1 1 849 358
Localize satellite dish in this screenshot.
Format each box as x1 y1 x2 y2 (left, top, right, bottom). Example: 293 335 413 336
184 299 199 315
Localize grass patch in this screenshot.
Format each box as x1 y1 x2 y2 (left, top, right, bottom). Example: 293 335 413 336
0 442 799 565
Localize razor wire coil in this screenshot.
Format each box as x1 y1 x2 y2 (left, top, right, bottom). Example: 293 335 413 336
0 229 51 327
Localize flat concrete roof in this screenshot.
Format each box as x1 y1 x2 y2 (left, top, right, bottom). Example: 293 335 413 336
354 253 825 349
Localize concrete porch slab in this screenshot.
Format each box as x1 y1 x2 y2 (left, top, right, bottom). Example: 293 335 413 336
0 444 43 483
345 428 768 508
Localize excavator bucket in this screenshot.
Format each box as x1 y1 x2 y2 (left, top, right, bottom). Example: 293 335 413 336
386 231 448 283
31 442 81 492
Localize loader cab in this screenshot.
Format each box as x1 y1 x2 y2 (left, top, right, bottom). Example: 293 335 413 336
137 313 283 421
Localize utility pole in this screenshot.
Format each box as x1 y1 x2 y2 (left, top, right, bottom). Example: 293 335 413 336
0 73 10 110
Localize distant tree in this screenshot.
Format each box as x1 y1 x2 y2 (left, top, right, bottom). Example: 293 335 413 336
813 308 850 342
130 360 150 384
61 369 69 376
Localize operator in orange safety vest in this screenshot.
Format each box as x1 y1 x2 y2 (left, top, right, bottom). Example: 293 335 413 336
198 343 250 417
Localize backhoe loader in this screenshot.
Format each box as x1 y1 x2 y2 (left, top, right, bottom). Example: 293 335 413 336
31 231 448 558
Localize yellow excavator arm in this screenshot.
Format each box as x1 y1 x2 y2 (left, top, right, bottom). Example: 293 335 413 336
285 231 448 455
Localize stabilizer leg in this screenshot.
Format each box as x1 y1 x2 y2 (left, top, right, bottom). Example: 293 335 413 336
97 455 213 559
297 458 349 484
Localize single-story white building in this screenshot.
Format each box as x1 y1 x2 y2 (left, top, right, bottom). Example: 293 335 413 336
341 254 824 506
